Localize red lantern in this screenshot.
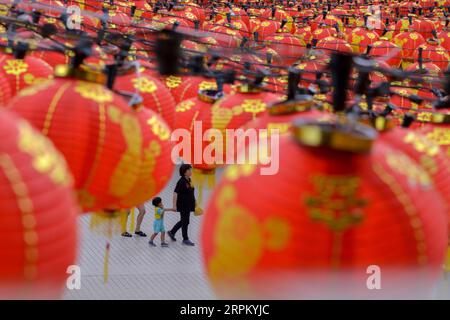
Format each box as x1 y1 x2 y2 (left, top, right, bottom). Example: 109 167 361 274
438 29 450 51
370 38 402 68
201 119 448 299
346 27 379 54
252 19 280 39
174 90 224 171
265 34 305 66
211 85 281 131
8 66 173 212
114 67 177 128
30 40 71 68
0 109 78 299
0 52 53 97
393 31 426 68
316 36 353 54
412 40 450 71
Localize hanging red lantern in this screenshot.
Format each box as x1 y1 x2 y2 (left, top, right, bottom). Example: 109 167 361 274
114 66 177 128
415 111 450 160
174 90 225 171
365 117 450 225
438 29 450 51
0 51 53 98
393 31 426 68
209 25 242 48
8 65 172 212
412 39 450 71
312 26 338 42
265 34 306 66
243 95 333 136
30 40 72 68
346 27 379 54
252 19 280 39
0 109 78 299
316 36 353 54
201 119 448 299
369 38 402 68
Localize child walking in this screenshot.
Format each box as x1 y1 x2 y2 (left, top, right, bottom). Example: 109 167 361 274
149 197 176 247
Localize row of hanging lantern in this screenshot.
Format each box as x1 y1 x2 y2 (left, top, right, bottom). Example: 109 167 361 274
0 0 449 299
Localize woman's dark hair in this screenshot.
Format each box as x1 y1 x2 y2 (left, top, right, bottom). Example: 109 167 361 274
179 163 192 177
152 197 162 207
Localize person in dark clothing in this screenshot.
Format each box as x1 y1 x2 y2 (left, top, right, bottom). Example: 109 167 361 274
168 164 196 246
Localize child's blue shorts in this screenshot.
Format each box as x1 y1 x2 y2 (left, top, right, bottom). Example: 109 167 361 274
153 219 165 233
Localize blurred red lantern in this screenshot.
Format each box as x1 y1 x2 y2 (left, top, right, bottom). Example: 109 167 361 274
393 31 426 68
211 84 281 132
202 119 448 299
8 66 172 212
252 19 280 39
174 90 224 171
412 40 450 71
30 40 71 68
370 38 402 68
317 36 353 54
438 29 450 51
312 27 338 42
346 27 379 54
209 25 241 48
415 112 450 160
0 109 78 299
0 52 53 97
243 95 332 135
114 67 177 128
265 34 305 66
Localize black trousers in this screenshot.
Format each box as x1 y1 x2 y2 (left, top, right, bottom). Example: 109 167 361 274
170 210 191 240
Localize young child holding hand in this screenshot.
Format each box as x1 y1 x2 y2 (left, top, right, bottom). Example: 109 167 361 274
149 197 176 247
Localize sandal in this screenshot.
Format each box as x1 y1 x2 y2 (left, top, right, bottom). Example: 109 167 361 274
135 231 147 237
121 232 132 237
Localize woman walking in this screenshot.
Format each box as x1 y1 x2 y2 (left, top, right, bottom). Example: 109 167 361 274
167 164 196 246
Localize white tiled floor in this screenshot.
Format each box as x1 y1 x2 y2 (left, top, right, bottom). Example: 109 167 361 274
63 167 218 300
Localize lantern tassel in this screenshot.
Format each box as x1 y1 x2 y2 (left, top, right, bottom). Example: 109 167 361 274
90 210 128 237
445 246 450 273
192 168 216 206
130 208 136 232
103 242 111 283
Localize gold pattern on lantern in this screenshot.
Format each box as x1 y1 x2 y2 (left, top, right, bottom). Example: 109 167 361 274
425 128 450 147
385 151 432 187
165 75 182 88
176 100 195 112
211 103 234 130
3 59 28 76
147 115 170 141
403 132 440 157
208 184 291 286
132 77 157 93
304 175 367 232
224 164 256 181
75 81 113 103
18 79 54 97
17 122 72 186
107 106 142 197
240 99 266 115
